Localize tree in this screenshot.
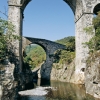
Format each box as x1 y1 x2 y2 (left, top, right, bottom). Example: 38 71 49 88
93 11 100 50
0 18 19 62
56 36 75 52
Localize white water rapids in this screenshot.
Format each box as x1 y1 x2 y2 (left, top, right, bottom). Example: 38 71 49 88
18 86 57 96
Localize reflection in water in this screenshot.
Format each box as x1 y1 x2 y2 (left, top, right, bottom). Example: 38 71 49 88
19 79 99 100
40 79 51 86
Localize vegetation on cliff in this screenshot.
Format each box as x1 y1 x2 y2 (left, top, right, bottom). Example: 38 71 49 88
56 36 75 52
84 11 100 52
84 12 100 65
55 36 75 64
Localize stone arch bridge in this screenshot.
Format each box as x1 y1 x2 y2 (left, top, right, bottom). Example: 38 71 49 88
0 0 99 99
8 0 100 83
23 37 67 80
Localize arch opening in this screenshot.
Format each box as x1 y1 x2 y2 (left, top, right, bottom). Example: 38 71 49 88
23 44 46 70
23 0 75 41
93 3 100 15
22 0 76 80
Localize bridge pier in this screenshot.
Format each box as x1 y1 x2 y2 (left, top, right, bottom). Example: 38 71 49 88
75 13 94 84
40 54 54 80
8 0 23 73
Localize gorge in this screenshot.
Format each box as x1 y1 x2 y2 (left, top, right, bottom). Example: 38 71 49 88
0 0 100 100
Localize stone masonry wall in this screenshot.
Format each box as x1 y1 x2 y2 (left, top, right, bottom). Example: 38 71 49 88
74 13 94 84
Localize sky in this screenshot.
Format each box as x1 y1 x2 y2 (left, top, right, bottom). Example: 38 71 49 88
0 0 75 41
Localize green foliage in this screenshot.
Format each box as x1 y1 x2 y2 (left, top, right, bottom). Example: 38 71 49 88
84 12 100 51
24 36 75 69
0 18 20 62
24 45 46 69
54 50 75 65
93 11 100 29
54 36 75 64
84 26 94 35
56 36 75 52
93 11 100 50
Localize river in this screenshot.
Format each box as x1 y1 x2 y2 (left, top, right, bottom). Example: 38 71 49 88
19 79 99 100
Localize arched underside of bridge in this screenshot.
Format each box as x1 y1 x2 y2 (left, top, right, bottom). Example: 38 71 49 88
8 0 100 83
23 37 67 80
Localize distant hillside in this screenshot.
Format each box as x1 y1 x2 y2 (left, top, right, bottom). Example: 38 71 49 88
56 36 75 44
24 36 75 69
25 44 37 54
56 36 75 52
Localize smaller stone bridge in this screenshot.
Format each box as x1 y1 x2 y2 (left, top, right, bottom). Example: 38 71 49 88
23 37 67 80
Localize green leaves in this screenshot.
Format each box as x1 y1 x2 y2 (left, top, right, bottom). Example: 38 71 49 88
55 50 75 64
93 11 100 29
84 26 94 35
54 37 75 64
24 45 46 69
0 18 20 62
83 12 100 51
56 36 75 52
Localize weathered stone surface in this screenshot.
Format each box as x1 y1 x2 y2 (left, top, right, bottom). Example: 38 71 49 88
0 60 34 100
85 51 100 99
6 0 100 99
0 85 3 100
51 59 75 82
75 13 94 84
0 62 18 100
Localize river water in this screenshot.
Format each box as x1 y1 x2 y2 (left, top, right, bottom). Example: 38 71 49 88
19 79 99 100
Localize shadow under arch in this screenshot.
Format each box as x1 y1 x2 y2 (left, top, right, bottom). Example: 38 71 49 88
93 3 100 15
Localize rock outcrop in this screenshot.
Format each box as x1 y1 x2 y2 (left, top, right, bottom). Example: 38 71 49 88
0 61 18 100
85 51 100 99
0 60 34 100
51 60 76 83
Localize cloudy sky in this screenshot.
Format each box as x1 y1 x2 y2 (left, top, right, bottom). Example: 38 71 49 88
0 0 75 41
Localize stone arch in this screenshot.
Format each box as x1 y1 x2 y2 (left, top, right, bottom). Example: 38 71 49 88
84 0 100 14
63 0 76 14
8 0 94 83
64 0 84 15
22 37 47 59
6 1 100 99
22 37 67 79
63 0 85 23
23 43 46 58
93 3 100 15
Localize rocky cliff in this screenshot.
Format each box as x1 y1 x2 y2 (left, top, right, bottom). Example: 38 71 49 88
0 60 34 100
51 51 100 99
51 60 76 83
85 51 100 99
0 62 18 100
